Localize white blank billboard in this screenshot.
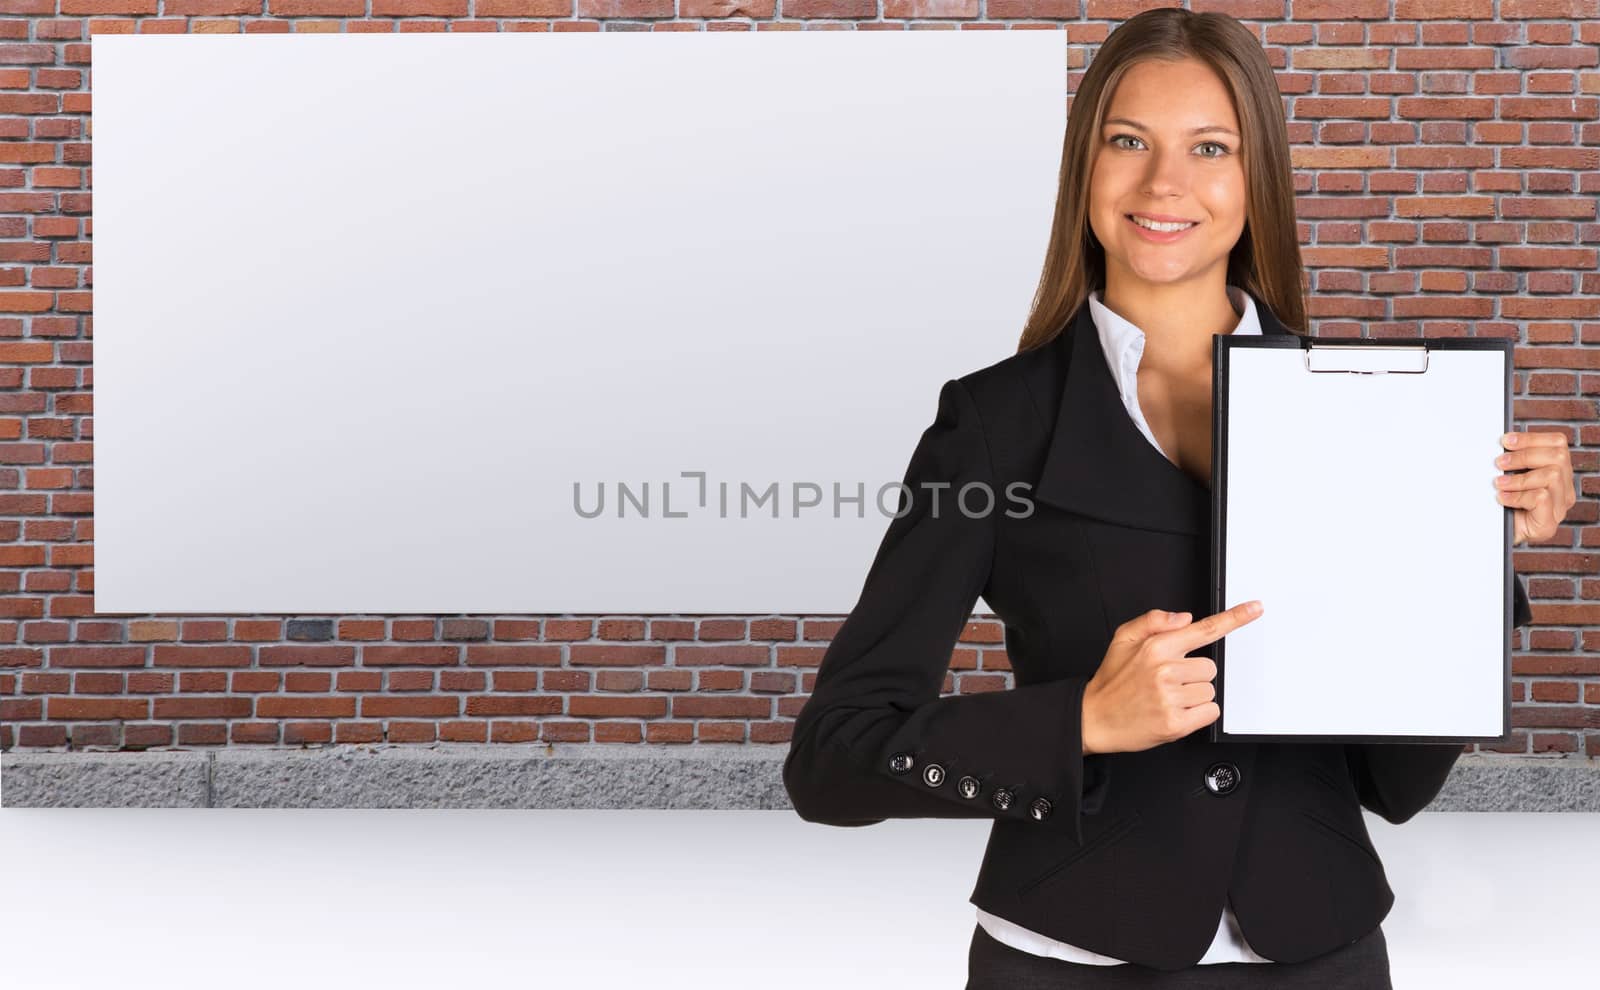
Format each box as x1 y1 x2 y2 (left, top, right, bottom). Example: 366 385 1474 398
91 31 1067 615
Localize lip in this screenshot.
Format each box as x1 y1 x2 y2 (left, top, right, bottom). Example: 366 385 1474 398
1125 212 1199 242
1126 212 1200 224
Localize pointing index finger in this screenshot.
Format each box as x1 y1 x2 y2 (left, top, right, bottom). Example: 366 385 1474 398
1169 600 1263 650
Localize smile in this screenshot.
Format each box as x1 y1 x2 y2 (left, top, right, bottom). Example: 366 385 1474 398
1125 213 1198 241
1126 213 1197 232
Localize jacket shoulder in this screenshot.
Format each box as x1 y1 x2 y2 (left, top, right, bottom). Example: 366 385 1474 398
952 335 1064 446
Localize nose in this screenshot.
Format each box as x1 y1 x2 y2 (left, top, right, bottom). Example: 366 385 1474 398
1140 146 1191 199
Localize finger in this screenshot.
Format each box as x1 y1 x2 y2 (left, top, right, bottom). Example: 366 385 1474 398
1496 447 1566 471
1174 654 1218 685
1494 463 1561 493
1177 679 1216 708
1496 487 1547 510
1118 608 1191 644
1502 431 1570 452
1504 492 1553 546
1165 600 1263 651
1179 701 1220 734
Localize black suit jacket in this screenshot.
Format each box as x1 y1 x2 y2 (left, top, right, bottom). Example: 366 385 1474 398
782 290 1533 971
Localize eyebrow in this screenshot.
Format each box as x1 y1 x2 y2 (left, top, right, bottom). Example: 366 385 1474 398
1103 117 1239 137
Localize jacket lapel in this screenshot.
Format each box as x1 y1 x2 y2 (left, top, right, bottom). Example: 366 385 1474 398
1030 289 1294 536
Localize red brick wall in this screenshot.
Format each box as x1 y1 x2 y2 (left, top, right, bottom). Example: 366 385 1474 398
1 2 1596 756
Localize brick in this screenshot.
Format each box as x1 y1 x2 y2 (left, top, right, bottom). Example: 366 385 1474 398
0 1 1596 762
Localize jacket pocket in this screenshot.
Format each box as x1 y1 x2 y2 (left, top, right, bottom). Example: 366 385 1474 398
1298 807 1383 871
1017 811 1142 896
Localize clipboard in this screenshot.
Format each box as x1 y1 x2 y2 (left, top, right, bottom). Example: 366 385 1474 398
1209 333 1514 744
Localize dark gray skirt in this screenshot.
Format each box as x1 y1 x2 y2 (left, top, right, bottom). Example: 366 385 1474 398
966 922 1392 990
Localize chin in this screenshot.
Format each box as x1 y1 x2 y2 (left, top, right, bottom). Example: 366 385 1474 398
1120 259 1205 284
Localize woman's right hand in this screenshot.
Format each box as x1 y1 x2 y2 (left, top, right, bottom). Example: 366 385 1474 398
1080 601 1264 755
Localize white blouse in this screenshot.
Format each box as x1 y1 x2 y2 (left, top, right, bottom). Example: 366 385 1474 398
974 284 1275 966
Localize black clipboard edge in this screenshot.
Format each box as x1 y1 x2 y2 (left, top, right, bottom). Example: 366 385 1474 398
1208 334 1516 746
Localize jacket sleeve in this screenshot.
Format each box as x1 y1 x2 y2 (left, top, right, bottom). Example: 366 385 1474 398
782 377 1099 844
1343 573 1533 824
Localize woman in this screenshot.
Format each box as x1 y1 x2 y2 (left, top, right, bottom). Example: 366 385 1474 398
782 8 1575 988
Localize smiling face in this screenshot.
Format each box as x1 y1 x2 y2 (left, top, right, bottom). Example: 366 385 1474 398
1087 57 1247 290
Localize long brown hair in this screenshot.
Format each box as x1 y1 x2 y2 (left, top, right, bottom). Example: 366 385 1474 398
1017 8 1307 353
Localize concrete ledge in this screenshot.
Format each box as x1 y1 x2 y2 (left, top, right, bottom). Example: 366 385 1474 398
1 750 211 808
2 747 1597 811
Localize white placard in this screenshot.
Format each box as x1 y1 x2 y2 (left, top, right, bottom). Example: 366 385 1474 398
1219 340 1510 738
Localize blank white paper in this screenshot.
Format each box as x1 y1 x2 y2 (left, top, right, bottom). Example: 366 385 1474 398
1220 343 1508 737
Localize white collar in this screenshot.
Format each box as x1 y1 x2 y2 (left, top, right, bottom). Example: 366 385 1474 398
1086 285 1260 404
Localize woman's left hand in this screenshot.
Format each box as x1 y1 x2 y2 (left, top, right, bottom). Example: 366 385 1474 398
1496 430 1576 545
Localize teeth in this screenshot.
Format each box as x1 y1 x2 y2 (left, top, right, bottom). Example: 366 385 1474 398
1130 215 1195 232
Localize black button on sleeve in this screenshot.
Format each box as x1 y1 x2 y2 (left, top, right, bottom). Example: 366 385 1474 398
1203 761 1239 795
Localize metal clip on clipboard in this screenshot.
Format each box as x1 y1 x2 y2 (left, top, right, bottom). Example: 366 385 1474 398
1299 338 1431 375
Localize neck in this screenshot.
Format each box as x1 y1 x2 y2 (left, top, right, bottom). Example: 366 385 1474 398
1098 270 1241 378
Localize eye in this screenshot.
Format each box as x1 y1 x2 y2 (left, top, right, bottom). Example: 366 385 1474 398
1108 133 1143 150
1197 141 1230 158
